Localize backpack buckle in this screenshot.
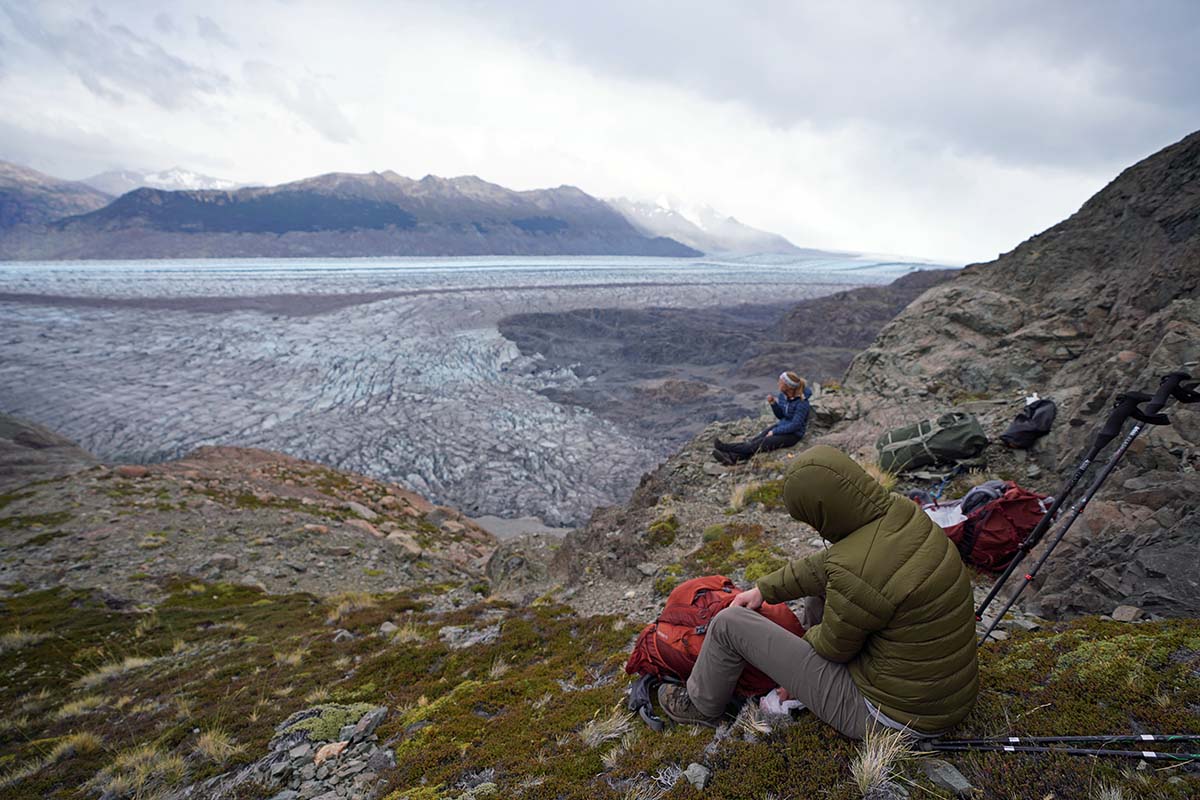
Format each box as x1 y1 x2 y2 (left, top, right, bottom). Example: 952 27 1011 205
695 625 707 635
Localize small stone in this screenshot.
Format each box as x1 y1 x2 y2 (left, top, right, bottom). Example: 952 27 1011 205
636 562 658 577
385 531 422 555
1112 605 1144 622
442 520 466 534
288 743 312 760
338 724 356 741
333 629 355 643
344 501 378 520
303 524 330 535
683 762 711 790
205 553 238 571
379 621 398 635
366 748 395 772
1025 464 1042 479
623 589 637 599
269 791 299 800
270 760 291 778
116 465 149 478
703 463 726 476
325 546 352 557
807 537 824 548
921 758 973 796
345 519 383 538
313 740 348 765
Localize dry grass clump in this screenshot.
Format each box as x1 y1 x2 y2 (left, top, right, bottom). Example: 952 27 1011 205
600 730 639 770
55 694 105 719
579 706 634 748
194 727 243 764
389 620 426 644
91 743 185 798
0 627 49 653
730 481 760 511
850 728 916 797
0 732 103 789
304 687 331 704
326 591 377 623
77 655 156 688
732 700 772 736
274 646 308 667
857 460 898 492
488 657 511 679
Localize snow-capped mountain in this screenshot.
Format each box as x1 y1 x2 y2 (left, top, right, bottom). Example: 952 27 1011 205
82 167 243 196
606 197 811 255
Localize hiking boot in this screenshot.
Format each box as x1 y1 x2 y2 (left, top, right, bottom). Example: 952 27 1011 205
713 438 732 451
657 683 721 728
712 449 736 466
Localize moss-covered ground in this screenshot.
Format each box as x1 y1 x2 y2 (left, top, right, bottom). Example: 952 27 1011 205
2 580 1196 800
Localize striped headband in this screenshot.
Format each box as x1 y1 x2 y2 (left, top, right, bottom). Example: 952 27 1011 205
779 372 801 387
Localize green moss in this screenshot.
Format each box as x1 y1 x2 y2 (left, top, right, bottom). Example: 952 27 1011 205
364 568 385 577
0 511 72 530
18 530 68 548
646 514 679 548
0 491 33 512
701 524 725 543
283 703 375 741
653 563 684 596
743 479 785 509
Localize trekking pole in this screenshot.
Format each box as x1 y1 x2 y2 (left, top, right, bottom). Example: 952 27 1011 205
921 741 1200 761
974 390 1148 622
978 372 1197 645
943 733 1200 746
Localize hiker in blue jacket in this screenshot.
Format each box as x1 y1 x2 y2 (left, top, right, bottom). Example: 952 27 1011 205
713 371 811 465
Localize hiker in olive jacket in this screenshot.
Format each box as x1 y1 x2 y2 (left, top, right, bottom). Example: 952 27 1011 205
659 445 979 738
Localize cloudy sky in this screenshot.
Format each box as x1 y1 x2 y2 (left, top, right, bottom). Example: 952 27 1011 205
1 1 1197 262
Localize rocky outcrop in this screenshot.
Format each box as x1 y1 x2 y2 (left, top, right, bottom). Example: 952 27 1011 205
834 129 1200 617
0 413 98 492
0 433 494 600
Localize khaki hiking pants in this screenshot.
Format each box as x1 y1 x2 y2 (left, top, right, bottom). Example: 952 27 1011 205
686 602 874 739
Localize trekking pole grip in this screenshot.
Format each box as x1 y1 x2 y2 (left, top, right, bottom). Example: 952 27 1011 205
1090 392 1148 457
1141 372 1190 417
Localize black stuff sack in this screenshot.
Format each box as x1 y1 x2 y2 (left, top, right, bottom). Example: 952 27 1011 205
1001 398 1057 449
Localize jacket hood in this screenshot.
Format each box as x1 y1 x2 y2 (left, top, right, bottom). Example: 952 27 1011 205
782 445 892 542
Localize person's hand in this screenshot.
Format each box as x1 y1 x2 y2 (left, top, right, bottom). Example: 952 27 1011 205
731 586 763 609
767 394 776 405
776 686 791 702
765 430 774 437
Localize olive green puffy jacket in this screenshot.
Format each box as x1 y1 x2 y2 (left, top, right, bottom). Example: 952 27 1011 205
755 445 978 732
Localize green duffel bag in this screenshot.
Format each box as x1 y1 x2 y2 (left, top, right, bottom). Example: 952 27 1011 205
876 411 988 473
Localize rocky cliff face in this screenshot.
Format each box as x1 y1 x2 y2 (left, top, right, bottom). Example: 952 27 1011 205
0 171 700 259
829 130 1200 618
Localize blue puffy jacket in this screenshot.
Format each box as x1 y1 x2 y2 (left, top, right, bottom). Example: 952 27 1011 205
770 387 812 437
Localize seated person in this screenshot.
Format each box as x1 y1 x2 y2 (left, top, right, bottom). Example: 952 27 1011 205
658 445 979 739
713 371 811 465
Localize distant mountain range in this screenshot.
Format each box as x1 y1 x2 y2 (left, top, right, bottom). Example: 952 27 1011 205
82 167 243 196
0 161 111 229
607 197 812 255
0 160 804 260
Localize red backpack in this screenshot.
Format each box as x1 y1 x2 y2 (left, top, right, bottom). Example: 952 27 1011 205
933 483 1052 571
624 575 805 697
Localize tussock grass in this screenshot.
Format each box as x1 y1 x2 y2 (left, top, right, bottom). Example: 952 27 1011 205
0 732 103 789
194 727 243 763
600 729 639 771
857 459 898 492
733 700 772 736
730 482 759 511
55 694 105 718
0 627 49 653
1094 785 1128 800
488 657 511 679
91 743 185 798
304 687 331 704
77 655 155 688
850 728 916 797
274 646 308 667
579 706 634 748
389 620 426 644
326 591 377 623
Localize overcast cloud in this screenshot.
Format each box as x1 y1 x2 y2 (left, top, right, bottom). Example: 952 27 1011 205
1 0 1197 262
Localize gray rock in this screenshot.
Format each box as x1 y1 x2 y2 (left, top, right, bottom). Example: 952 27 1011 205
702 463 727 476
683 762 711 790
352 707 388 740
205 553 238 571
378 621 398 635
288 743 312 760
332 629 355 643
1112 604 1144 622
338 724 356 742
344 501 378 520
366 748 396 772
864 781 909 800
921 758 973 796
269 792 299 800
636 562 659 577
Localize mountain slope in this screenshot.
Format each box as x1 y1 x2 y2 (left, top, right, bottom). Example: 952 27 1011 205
608 196 811 254
0 172 700 259
0 161 111 230
829 129 1200 617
